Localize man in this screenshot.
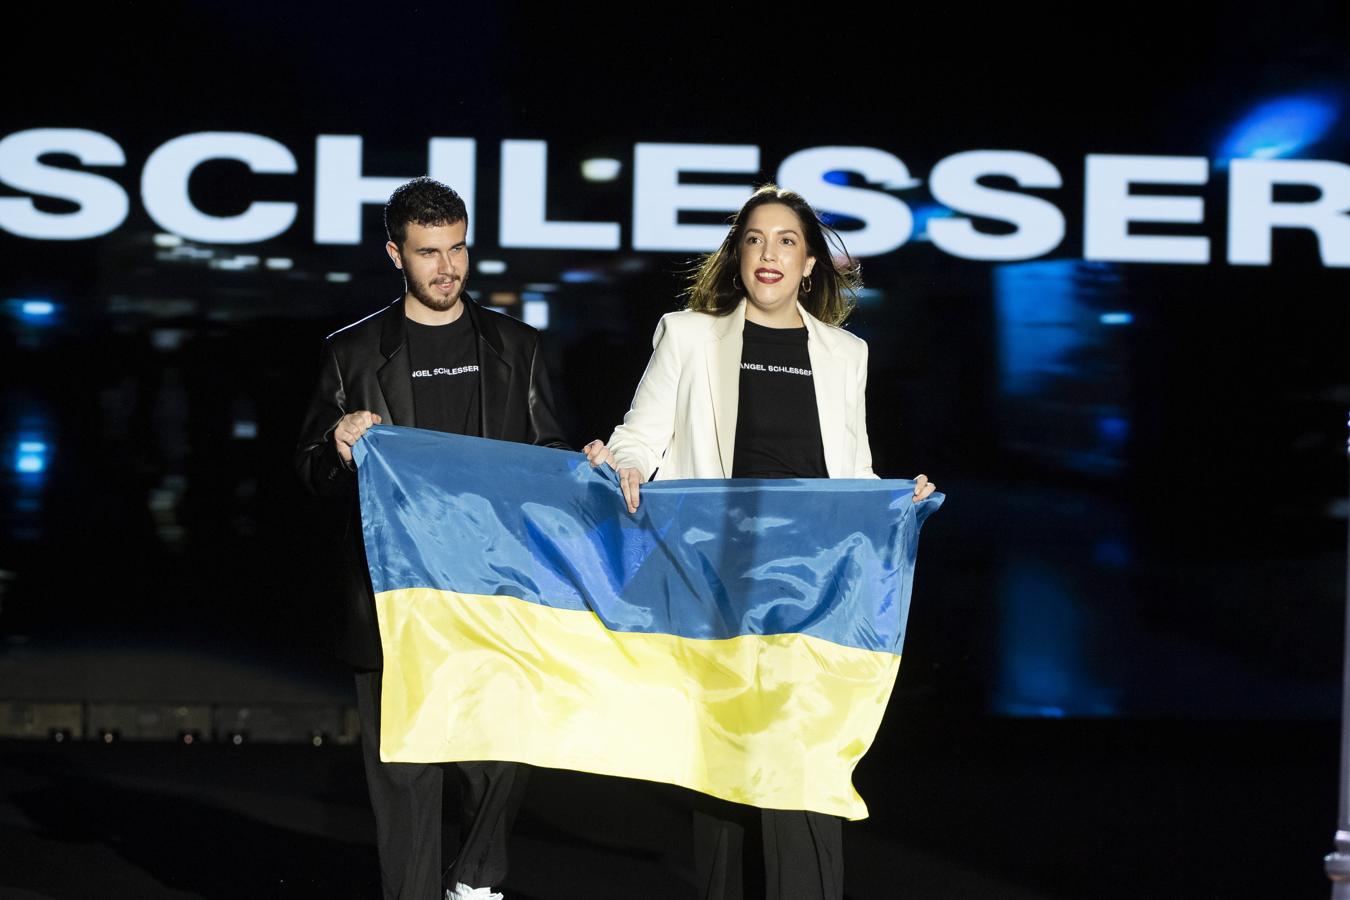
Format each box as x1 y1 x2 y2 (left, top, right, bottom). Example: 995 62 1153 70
295 176 569 900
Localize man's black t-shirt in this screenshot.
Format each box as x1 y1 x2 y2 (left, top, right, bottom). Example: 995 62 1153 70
405 315 481 436
732 319 828 479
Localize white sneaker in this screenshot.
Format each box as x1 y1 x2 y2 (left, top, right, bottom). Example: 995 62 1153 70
446 883 503 900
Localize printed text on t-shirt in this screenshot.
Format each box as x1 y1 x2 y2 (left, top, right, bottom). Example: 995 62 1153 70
412 366 480 377
741 362 812 376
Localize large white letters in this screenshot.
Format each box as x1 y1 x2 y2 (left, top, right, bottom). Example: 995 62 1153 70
0 128 128 239
1229 159 1350 267
632 143 758 252
1085 155 1209 264
314 136 476 244
777 147 915 256
928 151 1065 261
3 127 1349 268
141 132 297 243
500 141 619 249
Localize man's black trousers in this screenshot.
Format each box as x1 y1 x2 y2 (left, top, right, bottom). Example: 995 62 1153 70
355 669 528 899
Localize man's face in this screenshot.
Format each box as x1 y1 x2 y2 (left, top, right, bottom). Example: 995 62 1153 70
386 220 470 313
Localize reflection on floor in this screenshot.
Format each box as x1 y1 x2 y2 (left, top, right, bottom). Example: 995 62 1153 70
0 711 1337 900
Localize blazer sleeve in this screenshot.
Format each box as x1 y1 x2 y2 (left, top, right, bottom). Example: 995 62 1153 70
606 315 681 481
525 333 571 450
853 340 879 479
294 338 355 497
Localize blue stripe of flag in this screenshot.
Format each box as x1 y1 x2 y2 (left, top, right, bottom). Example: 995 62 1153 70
354 426 940 654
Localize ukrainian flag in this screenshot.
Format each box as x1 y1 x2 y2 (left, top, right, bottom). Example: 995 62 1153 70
353 426 941 820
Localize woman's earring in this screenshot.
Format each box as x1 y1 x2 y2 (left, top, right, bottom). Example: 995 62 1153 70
733 273 744 291
801 275 813 295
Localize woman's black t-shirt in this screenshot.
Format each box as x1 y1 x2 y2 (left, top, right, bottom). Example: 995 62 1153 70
732 319 828 480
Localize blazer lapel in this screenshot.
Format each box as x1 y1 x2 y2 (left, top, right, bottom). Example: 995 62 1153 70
466 298 509 440
801 303 849 477
706 301 745 478
376 299 416 426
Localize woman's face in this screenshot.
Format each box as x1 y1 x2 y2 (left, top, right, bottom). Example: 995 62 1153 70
737 202 816 318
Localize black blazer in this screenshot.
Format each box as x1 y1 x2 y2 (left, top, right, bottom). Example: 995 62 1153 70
295 296 570 668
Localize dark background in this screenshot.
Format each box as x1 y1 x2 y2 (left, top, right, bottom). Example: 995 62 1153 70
1 4 1348 898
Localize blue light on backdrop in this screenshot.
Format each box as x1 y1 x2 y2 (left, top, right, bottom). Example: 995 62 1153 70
910 204 955 242
1216 93 1341 167
993 561 1120 718
560 269 604 284
14 440 48 475
8 299 57 324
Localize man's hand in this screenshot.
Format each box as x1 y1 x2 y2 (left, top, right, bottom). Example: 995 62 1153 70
334 411 383 464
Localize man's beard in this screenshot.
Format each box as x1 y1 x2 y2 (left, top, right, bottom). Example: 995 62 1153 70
409 273 466 312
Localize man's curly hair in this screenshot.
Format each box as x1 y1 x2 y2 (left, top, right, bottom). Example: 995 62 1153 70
383 177 468 247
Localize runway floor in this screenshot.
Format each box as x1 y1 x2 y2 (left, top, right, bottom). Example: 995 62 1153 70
0 712 1336 900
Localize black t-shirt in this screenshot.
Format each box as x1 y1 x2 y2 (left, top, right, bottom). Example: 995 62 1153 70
405 315 481 436
732 320 828 479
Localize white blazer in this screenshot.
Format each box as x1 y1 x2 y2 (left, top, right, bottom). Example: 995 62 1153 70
607 299 877 481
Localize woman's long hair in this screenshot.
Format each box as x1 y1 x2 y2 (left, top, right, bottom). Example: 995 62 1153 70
683 185 862 326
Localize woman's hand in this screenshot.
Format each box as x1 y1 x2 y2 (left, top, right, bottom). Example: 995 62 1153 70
585 440 642 513
583 439 617 469
617 467 643 513
912 474 936 502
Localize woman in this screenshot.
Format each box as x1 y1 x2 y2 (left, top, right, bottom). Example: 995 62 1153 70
585 185 936 900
